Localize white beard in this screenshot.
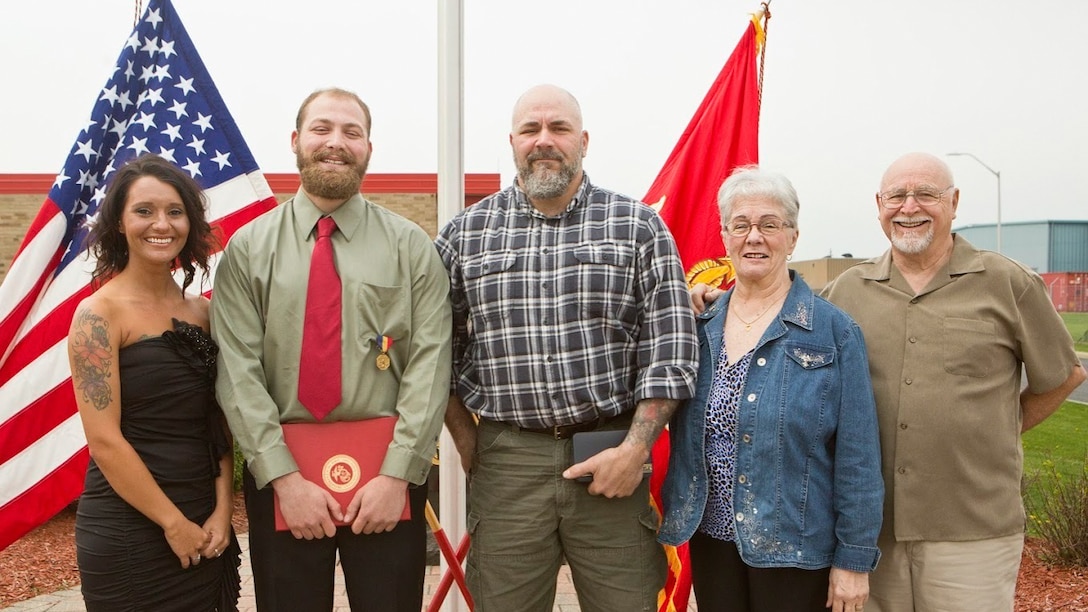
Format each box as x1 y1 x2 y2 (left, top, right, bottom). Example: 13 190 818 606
890 224 934 254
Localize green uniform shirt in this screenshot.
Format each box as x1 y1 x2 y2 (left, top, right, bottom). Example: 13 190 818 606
822 235 1078 541
211 190 452 488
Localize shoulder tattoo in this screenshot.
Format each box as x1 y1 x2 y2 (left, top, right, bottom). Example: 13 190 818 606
71 308 113 411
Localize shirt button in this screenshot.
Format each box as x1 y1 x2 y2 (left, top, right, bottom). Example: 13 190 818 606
900 423 908 430
742 434 751 443
756 357 767 367
905 378 912 385
897 467 906 474
735 512 745 522
738 475 747 484
545 356 553 362
910 298 919 304
909 337 917 343
747 393 757 402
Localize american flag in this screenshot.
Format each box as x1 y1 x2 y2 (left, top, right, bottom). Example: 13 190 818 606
0 0 276 551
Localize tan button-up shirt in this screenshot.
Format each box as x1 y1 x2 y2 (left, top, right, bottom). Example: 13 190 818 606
822 235 1078 541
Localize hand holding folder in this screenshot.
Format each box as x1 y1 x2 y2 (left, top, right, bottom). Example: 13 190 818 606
274 416 411 532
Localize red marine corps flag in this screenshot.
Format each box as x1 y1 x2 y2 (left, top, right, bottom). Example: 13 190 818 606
0 0 276 551
646 8 768 612
645 11 766 292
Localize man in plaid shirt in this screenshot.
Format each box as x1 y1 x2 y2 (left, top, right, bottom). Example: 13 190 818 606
435 84 698 612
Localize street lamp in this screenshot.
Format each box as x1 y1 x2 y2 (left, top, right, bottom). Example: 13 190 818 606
947 152 1002 254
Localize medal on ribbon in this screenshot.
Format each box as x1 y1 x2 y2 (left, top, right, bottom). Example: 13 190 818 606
375 334 393 370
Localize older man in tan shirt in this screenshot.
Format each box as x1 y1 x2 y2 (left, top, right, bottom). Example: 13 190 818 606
821 152 1086 612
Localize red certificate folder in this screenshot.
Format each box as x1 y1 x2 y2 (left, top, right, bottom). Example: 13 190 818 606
274 416 410 531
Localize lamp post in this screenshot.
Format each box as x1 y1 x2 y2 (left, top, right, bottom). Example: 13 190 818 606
947 152 1002 254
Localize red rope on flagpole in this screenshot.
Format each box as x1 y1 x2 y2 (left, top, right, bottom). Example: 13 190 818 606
757 1 771 121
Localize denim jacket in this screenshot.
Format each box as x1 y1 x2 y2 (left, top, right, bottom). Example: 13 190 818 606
658 272 883 572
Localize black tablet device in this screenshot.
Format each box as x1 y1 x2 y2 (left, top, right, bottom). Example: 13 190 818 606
571 430 653 483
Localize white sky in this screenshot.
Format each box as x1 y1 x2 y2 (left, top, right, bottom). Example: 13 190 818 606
3 0 1086 261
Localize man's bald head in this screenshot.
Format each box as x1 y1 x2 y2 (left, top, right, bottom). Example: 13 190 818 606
511 84 583 131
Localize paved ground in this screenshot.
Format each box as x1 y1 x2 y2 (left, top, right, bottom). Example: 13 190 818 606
2 532 694 611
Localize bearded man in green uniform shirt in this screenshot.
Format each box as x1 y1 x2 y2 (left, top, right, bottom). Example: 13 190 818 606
211 87 451 612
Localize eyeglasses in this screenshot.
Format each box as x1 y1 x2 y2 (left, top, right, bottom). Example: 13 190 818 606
879 186 954 208
724 218 794 237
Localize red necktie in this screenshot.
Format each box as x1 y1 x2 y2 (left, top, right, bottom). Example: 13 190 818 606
298 216 342 420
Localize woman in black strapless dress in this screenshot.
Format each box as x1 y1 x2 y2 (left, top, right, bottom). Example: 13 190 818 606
67 154 240 611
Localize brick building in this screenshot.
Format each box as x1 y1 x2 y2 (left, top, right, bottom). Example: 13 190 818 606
0 173 500 284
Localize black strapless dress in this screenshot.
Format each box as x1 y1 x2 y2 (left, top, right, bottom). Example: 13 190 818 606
75 319 240 612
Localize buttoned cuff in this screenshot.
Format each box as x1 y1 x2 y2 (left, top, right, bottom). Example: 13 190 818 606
380 445 433 486
833 543 882 573
247 444 299 490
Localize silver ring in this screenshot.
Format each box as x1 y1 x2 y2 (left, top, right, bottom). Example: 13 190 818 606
196 554 201 561
214 548 220 556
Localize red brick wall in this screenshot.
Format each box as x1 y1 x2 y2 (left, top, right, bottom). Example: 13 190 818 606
0 173 499 284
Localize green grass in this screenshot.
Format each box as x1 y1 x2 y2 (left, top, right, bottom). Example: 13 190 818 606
1022 400 1088 531
1061 312 1088 353
1028 313 1088 479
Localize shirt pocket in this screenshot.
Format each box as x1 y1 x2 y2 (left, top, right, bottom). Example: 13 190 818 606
572 242 634 267
942 317 997 378
356 282 409 343
782 343 837 407
780 342 837 444
784 344 836 370
571 242 636 318
462 251 518 280
461 251 517 328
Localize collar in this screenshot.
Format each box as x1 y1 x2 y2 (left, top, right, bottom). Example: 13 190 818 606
700 270 816 332
291 189 366 241
860 233 985 281
945 234 986 276
511 174 591 219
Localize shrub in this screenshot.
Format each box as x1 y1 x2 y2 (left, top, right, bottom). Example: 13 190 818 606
1025 454 1088 567
233 443 245 492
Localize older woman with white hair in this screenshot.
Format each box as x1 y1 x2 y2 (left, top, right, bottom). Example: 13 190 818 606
659 166 883 612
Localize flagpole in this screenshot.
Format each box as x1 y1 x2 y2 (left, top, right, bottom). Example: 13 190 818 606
437 1 467 611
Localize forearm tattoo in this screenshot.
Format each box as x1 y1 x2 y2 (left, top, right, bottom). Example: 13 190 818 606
629 398 678 450
71 308 113 411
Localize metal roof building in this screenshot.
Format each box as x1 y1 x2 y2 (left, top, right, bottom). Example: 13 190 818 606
954 220 1088 273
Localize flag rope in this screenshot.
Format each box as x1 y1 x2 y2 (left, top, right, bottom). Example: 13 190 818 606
756 2 772 120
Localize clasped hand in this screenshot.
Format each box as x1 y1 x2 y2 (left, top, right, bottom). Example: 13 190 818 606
273 472 408 539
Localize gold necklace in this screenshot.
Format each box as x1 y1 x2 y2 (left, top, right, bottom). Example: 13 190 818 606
731 287 788 332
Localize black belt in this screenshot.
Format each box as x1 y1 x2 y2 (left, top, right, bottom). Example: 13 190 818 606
503 411 633 440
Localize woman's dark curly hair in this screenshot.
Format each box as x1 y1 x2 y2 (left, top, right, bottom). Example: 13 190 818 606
88 154 217 293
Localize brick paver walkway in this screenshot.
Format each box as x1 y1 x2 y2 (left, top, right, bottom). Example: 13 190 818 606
2 532 696 611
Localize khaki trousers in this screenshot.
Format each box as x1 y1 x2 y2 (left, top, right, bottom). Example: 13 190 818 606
868 532 1024 612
